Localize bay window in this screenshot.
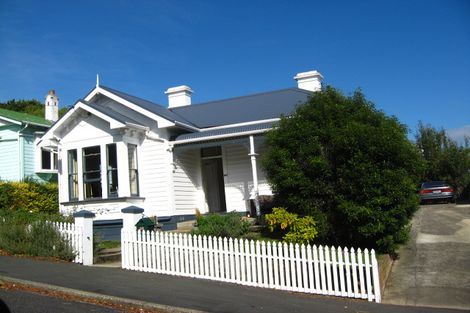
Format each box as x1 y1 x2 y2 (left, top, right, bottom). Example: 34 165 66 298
66 143 139 201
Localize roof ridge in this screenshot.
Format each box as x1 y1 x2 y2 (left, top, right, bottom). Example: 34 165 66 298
170 87 311 111
100 85 165 107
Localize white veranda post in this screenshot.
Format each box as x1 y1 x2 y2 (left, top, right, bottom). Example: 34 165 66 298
249 135 261 220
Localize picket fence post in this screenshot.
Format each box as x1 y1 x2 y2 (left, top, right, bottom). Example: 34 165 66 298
73 210 95 266
121 206 144 231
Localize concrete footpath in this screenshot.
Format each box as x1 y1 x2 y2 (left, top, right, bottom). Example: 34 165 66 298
383 203 470 311
0 256 466 313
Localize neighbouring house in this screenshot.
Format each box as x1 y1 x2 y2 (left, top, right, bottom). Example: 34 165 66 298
38 70 323 229
0 90 59 182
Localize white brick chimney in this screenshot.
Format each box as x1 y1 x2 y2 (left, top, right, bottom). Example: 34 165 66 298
165 85 193 108
294 70 323 92
45 89 59 122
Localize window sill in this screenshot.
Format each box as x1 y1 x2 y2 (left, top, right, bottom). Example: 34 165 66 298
35 170 58 174
61 196 145 206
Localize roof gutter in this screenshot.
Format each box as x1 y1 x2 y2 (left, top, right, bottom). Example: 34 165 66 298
25 121 51 128
174 120 200 132
124 122 150 132
170 128 271 146
0 115 50 128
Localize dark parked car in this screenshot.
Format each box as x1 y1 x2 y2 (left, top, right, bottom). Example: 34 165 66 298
419 181 456 203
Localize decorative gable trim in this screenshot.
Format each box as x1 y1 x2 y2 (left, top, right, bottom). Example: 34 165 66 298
38 100 149 148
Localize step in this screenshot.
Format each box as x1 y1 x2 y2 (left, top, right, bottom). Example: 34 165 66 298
94 248 121 264
248 225 264 232
175 220 196 233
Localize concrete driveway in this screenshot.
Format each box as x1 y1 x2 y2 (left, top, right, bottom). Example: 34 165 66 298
383 202 470 310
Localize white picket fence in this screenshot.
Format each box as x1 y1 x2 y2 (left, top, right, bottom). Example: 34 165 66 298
51 222 84 263
121 230 381 302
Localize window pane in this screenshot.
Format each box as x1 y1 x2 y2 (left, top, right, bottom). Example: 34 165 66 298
128 144 139 196
68 150 78 173
107 144 118 197
129 169 138 195
52 153 58 170
201 146 222 158
68 150 78 200
41 149 51 170
83 146 102 199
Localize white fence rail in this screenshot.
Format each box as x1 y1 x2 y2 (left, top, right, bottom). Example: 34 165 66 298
52 221 84 264
122 230 381 302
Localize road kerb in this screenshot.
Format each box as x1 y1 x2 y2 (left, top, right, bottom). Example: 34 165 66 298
0 275 207 313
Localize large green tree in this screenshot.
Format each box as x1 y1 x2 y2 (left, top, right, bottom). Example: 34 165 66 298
415 122 470 199
262 87 423 253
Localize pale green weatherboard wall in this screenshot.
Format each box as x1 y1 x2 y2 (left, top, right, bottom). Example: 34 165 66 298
0 124 53 183
0 125 20 181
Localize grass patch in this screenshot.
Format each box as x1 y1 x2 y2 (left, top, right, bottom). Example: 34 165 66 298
95 240 121 250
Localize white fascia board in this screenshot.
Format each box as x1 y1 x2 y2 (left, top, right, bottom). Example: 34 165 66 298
84 87 99 102
41 104 78 141
200 118 280 131
0 116 21 125
171 128 270 146
90 87 175 128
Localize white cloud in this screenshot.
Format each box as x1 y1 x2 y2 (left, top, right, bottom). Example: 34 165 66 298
446 125 470 145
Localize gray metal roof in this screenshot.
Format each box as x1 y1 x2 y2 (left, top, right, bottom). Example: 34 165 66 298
100 86 311 129
99 85 195 126
171 88 312 128
83 101 144 127
174 121 276 144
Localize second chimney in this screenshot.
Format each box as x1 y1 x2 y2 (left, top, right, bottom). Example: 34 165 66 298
165 85 193 108
45 89 59 122
294 70 323 92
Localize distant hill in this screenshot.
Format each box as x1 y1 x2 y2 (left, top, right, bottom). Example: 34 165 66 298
0 99 69 118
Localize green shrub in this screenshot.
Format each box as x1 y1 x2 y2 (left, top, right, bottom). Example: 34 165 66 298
0 211 75 261
193 211 250 238
28 222 75 260
0 180 59 214
265 208 318 244
262 88 423 253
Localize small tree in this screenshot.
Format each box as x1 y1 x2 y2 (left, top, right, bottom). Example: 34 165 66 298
262 87 423 253
416 122 470 199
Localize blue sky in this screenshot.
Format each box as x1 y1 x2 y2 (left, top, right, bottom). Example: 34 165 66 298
0 0 469 141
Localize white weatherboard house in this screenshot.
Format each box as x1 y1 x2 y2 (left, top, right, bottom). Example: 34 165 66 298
38 70 323 229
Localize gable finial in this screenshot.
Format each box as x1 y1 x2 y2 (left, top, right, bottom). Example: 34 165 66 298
96 74 100 88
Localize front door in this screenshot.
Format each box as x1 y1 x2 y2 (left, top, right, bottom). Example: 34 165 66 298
201 158 227 213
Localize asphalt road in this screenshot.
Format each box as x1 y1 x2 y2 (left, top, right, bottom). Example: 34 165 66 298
383 202 470 310
0 255 465 313
0 289 118 313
